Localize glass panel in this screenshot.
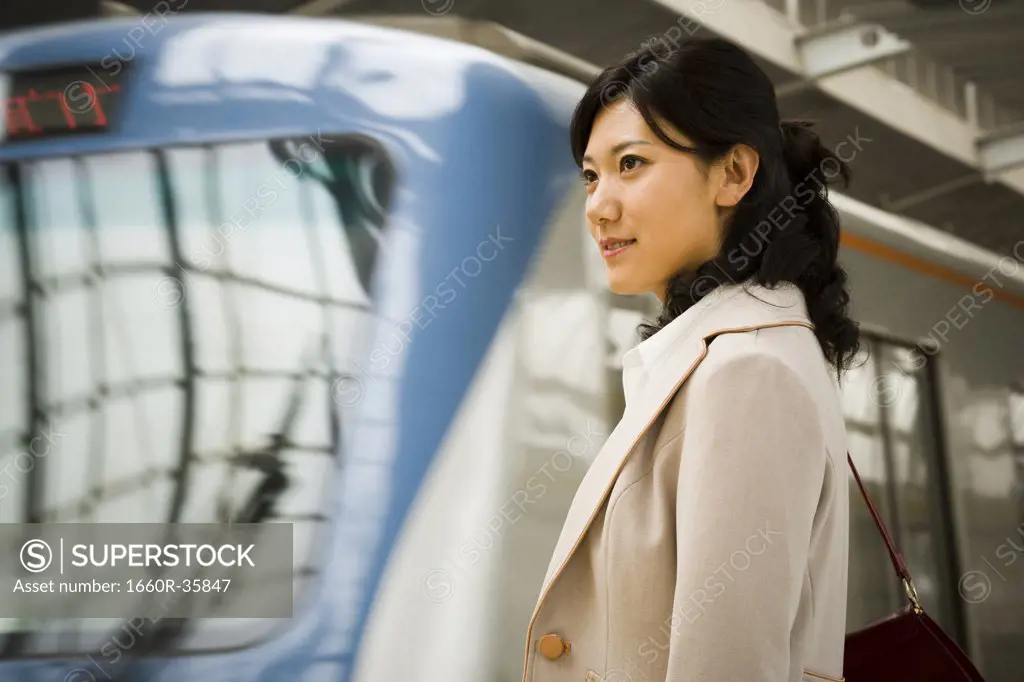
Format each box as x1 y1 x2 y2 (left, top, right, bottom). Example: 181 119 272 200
879 344 955 632
102 273 182 386
843 337 959 640
214 143 318 294
88 152 169 266
39 287 93 407
1010 387 1024 446
884 347 921 436
842 342 881 428
845 433 899 628
0 135 394 654
0 168 19 308
24 159 89 284
1010 386 1024 523
164 147 210 269
842 340 900 630
0 168 23 470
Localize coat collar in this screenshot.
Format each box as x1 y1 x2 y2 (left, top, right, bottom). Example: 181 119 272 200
524 282 815 658
621 283 744 408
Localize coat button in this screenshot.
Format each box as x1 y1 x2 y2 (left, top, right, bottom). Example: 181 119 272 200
538 633 571 660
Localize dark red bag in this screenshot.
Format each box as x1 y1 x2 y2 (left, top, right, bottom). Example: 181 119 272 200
844 452 985 681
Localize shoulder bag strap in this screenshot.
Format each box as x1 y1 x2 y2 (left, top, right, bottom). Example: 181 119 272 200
846 451 923 613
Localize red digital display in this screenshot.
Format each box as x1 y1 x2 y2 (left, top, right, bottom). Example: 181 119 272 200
3 63 127 142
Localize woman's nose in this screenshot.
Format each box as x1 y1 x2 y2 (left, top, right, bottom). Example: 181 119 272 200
585 189 621 227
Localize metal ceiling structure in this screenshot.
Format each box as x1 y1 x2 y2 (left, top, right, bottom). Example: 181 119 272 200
828 0 1024 119
824 0 1024 186
2 0 1023 260
314 0 1024 262
328 0 1024 260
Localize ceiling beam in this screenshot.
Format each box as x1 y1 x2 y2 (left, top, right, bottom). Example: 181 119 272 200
290 0 352 15
978 122 1024 179
908 31 1024 50
879 173 983 211
650 0 1024 199
796 20 912 80
849 4 1024 30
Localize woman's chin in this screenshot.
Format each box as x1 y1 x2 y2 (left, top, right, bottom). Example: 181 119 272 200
606 277 649 297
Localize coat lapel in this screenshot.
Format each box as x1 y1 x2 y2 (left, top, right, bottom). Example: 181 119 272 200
538 329 706 589
532 282 815 609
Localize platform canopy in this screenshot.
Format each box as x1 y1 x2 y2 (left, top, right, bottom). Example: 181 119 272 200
1 0 1023 259
332 0 1024 260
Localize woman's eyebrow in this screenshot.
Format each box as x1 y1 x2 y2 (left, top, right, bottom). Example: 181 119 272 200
582 139 654 164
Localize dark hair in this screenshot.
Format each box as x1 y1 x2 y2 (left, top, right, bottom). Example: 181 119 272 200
570 37 860 376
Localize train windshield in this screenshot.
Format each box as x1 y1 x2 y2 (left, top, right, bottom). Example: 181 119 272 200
0 134 394 653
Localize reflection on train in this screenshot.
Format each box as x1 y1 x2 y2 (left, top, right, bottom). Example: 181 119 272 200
0 12 1021 682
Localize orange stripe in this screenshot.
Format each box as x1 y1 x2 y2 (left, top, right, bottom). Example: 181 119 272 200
840 232 1024 310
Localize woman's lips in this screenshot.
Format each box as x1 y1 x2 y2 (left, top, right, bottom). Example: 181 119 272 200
602 239 636 258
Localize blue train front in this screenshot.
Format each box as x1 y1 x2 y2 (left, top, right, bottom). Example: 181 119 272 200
0 13 599 682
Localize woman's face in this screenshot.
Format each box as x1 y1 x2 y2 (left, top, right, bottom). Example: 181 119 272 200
581 101 755 300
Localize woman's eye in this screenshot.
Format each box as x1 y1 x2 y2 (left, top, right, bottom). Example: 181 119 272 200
620 155 645 172
580 169 598 184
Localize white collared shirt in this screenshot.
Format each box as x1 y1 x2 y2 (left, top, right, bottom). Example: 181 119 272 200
619 285 740 408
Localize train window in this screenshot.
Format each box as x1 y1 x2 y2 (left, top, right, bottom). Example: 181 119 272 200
841 335 959 638
840 342 904 629
0 134 395 656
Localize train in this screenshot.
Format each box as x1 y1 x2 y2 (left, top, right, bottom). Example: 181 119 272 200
0 11 1021 682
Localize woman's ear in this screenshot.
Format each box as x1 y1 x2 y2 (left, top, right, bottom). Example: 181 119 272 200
714 144 760 208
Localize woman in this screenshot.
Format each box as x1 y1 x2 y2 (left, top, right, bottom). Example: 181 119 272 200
521 38 858 682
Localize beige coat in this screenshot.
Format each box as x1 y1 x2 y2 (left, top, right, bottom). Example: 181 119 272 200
522 282 850 682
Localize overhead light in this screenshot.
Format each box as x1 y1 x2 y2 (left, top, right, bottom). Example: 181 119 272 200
101 1 140 16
